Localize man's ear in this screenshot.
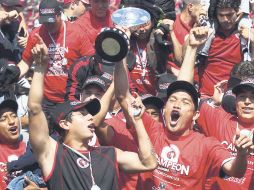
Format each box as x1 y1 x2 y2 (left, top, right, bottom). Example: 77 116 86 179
192 110 200 121
59 120 70 130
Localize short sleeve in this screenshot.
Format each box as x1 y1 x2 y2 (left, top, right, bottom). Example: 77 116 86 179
198 102 228 136
205 137 232 177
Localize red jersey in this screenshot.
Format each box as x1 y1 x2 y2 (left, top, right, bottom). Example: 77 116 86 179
75 10 113 45
22 21 94 103
199 32 242 97
198 103 254 190
141 113 232 190
104 114 140 190
0 142 26 189
129 42 157 95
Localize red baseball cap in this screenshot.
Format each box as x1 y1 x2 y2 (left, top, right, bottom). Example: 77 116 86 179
64 0 90 5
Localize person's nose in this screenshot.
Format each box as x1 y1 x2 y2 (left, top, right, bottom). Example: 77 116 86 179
244 97 252 105
7 115 15 124
221 16 229 23
172 101 181 109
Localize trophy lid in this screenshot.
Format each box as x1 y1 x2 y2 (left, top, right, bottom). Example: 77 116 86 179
112 7 151 28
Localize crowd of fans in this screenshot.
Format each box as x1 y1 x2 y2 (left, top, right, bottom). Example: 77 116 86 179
0 0 254 189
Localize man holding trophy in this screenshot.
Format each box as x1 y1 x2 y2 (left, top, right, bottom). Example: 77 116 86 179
95 1 177 95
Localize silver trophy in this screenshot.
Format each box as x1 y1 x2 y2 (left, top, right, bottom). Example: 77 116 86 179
95 7 151 62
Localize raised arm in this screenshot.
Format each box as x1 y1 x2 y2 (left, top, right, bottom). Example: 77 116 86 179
177 27 209 83
239 26 254 61
28 34 56 178
114 58 136 126
94 81 114 126
116 98 158 173
18 59 30 79
222 127 254 177
93 82 116 145
157 19 183 65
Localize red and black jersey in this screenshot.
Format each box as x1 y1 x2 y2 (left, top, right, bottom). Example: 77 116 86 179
65 56 113 101
199 32 242 97
46 143 120 190
65 56 94 101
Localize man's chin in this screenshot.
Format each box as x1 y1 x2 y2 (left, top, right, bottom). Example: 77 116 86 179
4 136 20 144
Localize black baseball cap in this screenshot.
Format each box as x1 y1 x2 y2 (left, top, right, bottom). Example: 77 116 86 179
141 94 164 110
39 0 62 24
157 73 177 100
90 54 114 84
51 99 101 125
0 98 18 113
82 75 107 92
232 77 254 95
167 81 199 110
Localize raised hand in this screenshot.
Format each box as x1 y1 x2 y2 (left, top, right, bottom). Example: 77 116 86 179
31 34 49 68
156 19 174 34
234 126 254 156
239 26 254 43
126 92 145 121
189 27 209 47
7 10 19 20
212 80 228 105
17 36 28 49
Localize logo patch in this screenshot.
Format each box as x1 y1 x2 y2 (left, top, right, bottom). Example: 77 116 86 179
77 158 89 169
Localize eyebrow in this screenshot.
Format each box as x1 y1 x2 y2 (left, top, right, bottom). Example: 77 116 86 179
182 98 192 102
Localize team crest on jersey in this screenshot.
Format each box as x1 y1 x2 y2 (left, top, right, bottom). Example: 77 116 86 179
161 145 180 163
158 145 190 176
77 158 89 169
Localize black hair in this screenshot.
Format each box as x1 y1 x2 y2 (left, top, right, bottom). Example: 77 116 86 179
208 0 241 20
52 112 72 142
216 0 241 9
64 111 73 122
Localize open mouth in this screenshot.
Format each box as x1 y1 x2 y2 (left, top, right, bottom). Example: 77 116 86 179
88 124 95 132
242 107 254 114
8 126 18 134
170 110 180 127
